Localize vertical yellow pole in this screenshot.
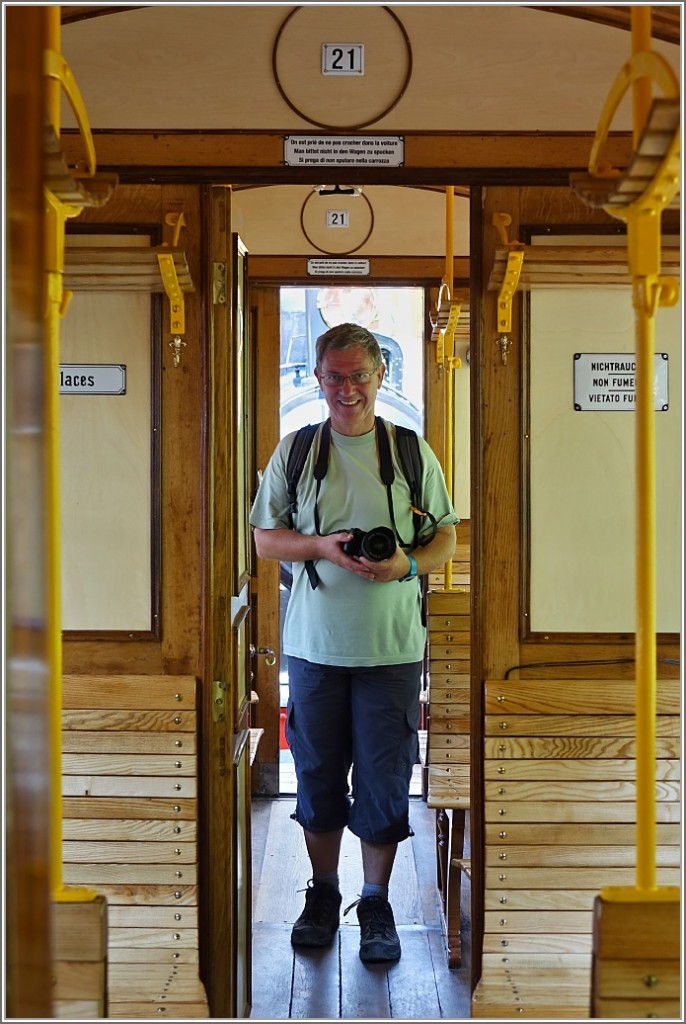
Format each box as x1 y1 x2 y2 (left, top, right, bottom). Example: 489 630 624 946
630 5 657 894
633 266 657 891
443 187 455 590
46 6 93 901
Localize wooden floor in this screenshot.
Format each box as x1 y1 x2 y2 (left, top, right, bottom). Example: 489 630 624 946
250 795 471 1020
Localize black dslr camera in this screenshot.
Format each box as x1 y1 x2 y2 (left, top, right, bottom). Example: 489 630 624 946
342 526 397 562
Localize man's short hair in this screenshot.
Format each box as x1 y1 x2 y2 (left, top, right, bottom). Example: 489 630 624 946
315 322 383 369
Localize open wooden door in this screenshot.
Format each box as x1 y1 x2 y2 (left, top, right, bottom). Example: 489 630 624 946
205 186 253 1016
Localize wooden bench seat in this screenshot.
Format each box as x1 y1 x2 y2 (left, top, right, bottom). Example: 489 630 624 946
61 674 210 1019
471 677 681 1020
424 586 471 967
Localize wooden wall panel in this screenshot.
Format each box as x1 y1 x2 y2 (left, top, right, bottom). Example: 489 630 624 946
61 184 205 675
5 5 53 1018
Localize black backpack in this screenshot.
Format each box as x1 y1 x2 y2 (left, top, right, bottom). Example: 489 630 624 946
285 416 436 605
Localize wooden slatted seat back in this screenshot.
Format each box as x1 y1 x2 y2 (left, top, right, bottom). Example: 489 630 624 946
426 588 471 809
423 584 471 967
61 674 210 1019
472 677 681 1020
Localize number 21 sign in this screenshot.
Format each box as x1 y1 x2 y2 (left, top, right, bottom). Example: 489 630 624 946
322 44 364 76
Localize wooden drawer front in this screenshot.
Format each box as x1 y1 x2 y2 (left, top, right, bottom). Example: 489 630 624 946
430 631 470 649
484 888 597 911
594 957 681 998
63 817 198 842
594 997 681 1017
485 822 680 847
62 753 198 777
484 735 681 759
63 863 199 885
481 932 592 955
428 613 470 632
62 775 198 799
485 866 681 890
108 927 198 949
430 650 470 667
83 884 198 907
63 731 197 753
108 905 199 928
427 590 470 615
484 678 681 716
429 673 469 694
429 735 470 761
429 712 469 735
484 799 680 824
485 910 593 934
427 766 470 808
63 675 197 709
485 844 680 868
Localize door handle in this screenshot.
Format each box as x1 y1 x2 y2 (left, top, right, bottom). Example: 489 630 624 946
250 644 276 667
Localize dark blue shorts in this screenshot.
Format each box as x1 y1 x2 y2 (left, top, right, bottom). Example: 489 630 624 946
285 657 421 844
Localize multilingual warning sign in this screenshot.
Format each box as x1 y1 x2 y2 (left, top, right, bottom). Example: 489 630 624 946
573 353 669 411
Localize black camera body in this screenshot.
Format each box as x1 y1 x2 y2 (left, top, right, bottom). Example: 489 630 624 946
342 526 397 562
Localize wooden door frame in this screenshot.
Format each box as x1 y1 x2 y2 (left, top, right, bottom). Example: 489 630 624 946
248 269 467 799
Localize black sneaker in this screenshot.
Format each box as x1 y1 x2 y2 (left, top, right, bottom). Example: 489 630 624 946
353 896 402 962
290 880 342 948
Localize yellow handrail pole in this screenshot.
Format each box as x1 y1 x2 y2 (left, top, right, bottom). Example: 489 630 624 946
445 186 454 307
592 5 680 898
631 7 652 147
632 252 657 891
444 186 454 491
630 3 656 895
443 187 455 587
45 7 96 902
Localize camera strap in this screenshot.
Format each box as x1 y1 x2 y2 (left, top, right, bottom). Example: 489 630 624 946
374 416 411 550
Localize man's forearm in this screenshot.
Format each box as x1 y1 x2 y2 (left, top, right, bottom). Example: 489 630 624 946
253 527 323 563
412 525 457 576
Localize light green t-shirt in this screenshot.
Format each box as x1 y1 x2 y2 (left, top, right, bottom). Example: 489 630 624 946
249 419 459 667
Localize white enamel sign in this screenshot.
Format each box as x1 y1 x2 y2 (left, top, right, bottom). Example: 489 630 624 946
59 364 127 395
573 353 669 411
307 259 370 276
322 44 364 75
284 136 404 167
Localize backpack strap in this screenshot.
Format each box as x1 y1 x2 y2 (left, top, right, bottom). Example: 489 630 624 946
285 420 332 590
395 424 423 547
285 423 319 527
375 416 409 549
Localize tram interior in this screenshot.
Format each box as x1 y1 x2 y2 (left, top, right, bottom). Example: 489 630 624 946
4 4 682 1021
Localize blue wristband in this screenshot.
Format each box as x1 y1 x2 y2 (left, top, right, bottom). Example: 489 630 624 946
399 553 417 582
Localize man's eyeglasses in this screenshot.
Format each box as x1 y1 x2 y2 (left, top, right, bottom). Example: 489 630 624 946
318 370 376 387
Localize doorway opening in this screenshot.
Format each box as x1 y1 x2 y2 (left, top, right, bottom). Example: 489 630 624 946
277 284 426 793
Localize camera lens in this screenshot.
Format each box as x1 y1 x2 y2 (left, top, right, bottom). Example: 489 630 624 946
361 527 397 561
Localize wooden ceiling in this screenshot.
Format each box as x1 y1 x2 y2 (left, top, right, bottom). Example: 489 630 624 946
59 5 681 44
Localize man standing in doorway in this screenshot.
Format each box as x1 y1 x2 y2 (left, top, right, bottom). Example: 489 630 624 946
250 323 458 962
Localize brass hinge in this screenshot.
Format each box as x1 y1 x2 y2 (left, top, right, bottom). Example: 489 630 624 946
213 262 227 305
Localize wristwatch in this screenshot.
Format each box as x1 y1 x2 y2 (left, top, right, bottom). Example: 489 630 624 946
399 553 418 582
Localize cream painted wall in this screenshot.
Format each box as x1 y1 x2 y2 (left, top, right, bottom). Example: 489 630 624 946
60 236 153 631
231 185 470 256
529 288 681 634
61 5 680 133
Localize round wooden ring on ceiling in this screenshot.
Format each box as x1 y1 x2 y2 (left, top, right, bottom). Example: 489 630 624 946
272 6 413 131
300 189 374 255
